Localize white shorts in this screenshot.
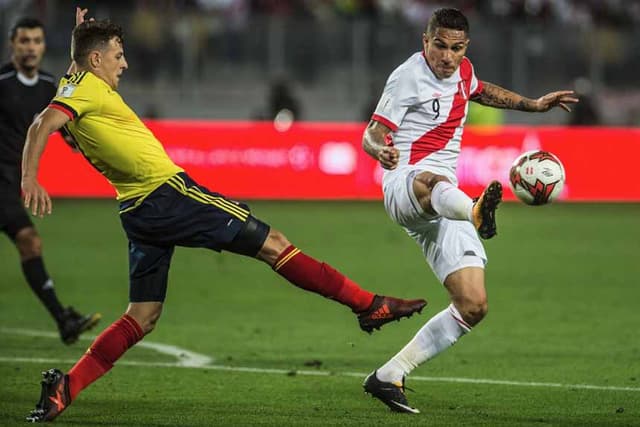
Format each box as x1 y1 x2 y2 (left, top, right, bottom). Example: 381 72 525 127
382 168 487 283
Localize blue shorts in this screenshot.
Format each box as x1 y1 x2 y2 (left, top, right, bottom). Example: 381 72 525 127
119 172 268 302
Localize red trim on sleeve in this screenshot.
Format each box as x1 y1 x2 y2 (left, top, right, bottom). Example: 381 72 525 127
371 114 399 132
459 58 472 83
48 103 75 120
472 79 484 96
462 57 483 96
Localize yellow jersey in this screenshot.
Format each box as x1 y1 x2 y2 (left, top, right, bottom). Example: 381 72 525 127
49 71 182 201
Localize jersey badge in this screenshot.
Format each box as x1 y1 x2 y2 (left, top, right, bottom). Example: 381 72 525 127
58 83 77 98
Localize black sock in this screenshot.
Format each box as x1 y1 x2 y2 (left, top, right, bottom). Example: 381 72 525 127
21 257 65 322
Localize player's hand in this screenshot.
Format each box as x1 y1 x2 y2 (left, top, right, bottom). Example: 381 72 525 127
75 7 95 27
534 90 579 113
22 177 52 218
377 146 399 170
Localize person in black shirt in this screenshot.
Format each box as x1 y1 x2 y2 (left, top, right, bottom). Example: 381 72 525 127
0 17 100 344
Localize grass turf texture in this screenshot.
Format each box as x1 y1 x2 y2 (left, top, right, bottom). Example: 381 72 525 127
1 200 638 426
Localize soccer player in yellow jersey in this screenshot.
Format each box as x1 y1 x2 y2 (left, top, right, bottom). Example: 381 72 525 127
22 8 426 422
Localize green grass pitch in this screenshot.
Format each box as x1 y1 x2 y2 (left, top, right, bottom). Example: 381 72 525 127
1 200 639 426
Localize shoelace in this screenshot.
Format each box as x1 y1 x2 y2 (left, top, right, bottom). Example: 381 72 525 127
400 378 416 394
403 384 416 393
472 196 500 210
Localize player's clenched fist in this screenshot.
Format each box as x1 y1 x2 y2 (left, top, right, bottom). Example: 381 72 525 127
377 146 399 170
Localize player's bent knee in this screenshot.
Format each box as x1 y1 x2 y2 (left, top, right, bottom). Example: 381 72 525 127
413 172 452 215
415 171 451 191
459 300 488 326
141 317 160 335
126 303 163 335
427 175 451 190
137 317 160 335
256 228 291 266
14 228 42 259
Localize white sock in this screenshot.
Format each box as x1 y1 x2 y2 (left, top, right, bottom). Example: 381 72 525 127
376 304 472 383
430 181 473 222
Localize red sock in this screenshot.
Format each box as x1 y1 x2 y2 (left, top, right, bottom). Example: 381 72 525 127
68 314 143 400
273 245 375 312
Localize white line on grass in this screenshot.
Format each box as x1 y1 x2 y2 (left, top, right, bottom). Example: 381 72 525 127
2 328 639 393
0 327 212 367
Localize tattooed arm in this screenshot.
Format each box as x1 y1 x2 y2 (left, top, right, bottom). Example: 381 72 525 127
471 81 579 113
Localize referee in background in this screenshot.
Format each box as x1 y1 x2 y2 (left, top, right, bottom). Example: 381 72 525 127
0 17 100 344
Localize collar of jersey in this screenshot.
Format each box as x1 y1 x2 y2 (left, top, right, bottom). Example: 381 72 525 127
85 71 114 93
17 71 39 86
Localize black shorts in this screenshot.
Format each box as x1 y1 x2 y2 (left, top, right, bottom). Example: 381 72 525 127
120 172 269 303
0 164 33 240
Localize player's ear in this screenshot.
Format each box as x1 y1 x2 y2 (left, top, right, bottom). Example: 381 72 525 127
88 50 100 68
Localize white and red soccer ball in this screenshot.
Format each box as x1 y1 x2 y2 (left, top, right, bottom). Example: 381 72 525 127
509 150 565 205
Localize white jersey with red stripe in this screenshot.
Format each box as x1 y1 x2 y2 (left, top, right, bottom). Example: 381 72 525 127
372 52 482 185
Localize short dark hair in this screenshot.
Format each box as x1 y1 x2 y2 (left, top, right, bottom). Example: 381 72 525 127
71 20 124 66
9 17 44 41
426 8 469 36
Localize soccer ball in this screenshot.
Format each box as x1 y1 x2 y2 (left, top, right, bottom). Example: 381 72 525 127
509 150 565 205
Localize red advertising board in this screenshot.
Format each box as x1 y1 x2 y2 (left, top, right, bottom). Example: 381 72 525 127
39 121 640 201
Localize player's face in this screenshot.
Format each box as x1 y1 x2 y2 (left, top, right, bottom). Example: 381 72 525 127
422 28 469 80
96 37 128 90
10 27 46 73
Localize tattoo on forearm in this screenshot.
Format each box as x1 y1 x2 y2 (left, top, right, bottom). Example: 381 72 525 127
471 82 535 111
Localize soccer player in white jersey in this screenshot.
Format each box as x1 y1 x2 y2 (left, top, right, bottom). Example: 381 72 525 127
361 8 578 413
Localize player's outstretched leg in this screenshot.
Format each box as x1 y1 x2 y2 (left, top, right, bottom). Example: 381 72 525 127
269 243 427 333
26 369 71 423
363 371 419 414
240 221 429 333
472 180 502 240
58 306 102 345
357 295 427 334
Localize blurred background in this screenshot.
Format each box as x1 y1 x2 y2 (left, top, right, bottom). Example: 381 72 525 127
2 0 639 125
1 4 639 424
